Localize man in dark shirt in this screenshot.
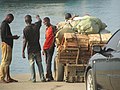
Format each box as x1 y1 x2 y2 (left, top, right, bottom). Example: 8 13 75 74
22 15 46 82
0 14 19 83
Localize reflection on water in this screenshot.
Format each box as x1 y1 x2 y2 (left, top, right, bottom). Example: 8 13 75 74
0 0 68 3
0 0 120 74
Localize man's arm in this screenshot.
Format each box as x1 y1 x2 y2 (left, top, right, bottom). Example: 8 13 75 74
7 35 20 39
1 22 20 40
22 37 27 58
34 15 42 30
22 30 27 58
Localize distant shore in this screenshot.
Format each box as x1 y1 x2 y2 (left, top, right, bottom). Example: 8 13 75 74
0 73 85 90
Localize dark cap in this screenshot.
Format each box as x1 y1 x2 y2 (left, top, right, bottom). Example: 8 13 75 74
65 13 72 20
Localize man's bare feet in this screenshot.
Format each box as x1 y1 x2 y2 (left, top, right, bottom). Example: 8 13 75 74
0 79 9 83
7 78 18 82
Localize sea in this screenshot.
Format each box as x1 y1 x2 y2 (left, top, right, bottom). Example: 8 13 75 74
0 0 120 74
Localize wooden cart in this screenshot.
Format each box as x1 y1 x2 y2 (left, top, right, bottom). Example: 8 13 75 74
54 33 111 82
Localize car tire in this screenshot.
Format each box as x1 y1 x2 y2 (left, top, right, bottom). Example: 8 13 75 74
86 69 96 90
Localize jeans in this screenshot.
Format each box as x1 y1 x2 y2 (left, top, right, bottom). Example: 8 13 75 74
44 46 54 79
28 52 45 82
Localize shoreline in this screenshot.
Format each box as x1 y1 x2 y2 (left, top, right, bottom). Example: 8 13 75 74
0 73 86 90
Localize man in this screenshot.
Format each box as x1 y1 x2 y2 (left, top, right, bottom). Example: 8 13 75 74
42 17 55 81
65 13 79 21
0 14 19 83
22 15 46 83
65 13 72 22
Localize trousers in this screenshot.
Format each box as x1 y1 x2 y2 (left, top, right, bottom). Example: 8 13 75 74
44 46 54 79
0 42 12 80
28 52 45 82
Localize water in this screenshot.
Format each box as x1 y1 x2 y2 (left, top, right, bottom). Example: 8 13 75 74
0 0 120 74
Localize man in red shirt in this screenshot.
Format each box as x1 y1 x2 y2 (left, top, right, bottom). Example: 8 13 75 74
42 17 55 81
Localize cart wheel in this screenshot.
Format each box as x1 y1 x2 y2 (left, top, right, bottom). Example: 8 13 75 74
81 77 85 82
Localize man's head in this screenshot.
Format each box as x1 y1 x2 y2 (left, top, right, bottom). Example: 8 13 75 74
25 15 32 24
5 14 14 23
65 13 72 20
43 17 50 26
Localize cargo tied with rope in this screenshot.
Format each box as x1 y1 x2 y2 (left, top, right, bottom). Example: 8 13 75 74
54 15 112 83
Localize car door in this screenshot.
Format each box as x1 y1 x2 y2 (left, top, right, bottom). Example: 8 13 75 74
104 30 120 90
109 51 120 90
94 30 120 90
93 53 113 90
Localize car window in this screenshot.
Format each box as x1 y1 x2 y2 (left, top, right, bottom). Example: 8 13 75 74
105 30 120 51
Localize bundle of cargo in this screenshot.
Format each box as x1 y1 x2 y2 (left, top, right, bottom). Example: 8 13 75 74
58 48 79 64
56 15 108 47
88 33 112 44
57 21 71 31
57 33 89 64
88 32 112 55
59 32 112 47
57 47 91 64
71 15 107 34
54 15 112 83
61 33 89 50
55 28 75 46
57 32 112 57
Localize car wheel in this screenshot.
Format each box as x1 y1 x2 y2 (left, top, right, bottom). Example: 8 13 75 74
86 69 96 90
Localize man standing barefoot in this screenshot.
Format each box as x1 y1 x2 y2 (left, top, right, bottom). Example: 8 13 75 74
0 14 19 83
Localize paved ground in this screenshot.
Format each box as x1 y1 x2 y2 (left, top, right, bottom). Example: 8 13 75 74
0 74 86 90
